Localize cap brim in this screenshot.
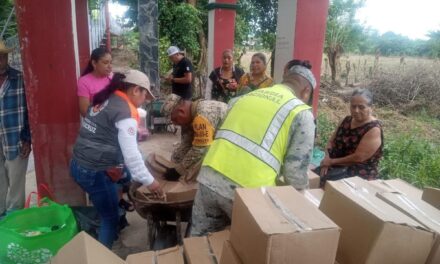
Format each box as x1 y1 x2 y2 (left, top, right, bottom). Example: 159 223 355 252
0 48 13 54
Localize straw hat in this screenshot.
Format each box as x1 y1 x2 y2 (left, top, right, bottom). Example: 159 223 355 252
0 41 13 54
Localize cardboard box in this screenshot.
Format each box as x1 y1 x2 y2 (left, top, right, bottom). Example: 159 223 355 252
220 240 242 264
136 179 198 203
376 192 440 264
369 178 422 199
422 187 440 210
50 231 126 264
308 169 321 189
126 247 184 264
230 186 340 264
320 178 436 264
302 188 324 207
183 230 229 264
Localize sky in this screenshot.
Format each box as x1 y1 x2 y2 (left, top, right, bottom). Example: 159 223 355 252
356 0 440 40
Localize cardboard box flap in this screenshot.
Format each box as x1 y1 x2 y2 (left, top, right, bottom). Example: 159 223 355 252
219 241 242 264
329 179 427 228
302 189 324 207
377 192 440 233
369 179 422 199
236 186 338 235
307 169 320 189
126 251 155 264
126 246 184 264
50 231 125 264
156 246 184 264
207 230 230 262
183 236 215 264
422 187 440 210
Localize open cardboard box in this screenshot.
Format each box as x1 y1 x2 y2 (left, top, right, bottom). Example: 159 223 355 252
422 187 440 210
183 230 230 264
377 191 440 264
320 177 435 264
229 186 340 264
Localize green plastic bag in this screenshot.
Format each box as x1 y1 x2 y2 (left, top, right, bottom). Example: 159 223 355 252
0 198 78 264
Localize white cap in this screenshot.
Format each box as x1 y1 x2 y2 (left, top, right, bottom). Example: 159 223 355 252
167 46 181 57
123 69 155 99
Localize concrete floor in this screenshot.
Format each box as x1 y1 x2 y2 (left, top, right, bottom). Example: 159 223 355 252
24 132 180 259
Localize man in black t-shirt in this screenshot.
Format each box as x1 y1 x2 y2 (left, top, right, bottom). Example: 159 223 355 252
166 46 193 99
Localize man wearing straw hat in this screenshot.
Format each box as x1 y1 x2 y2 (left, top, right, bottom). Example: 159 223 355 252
0 40 31 218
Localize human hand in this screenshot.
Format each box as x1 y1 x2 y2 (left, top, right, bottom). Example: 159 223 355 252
320 155 332 168
164 168 181 181
165 75 173 83
147 180 164 199
319 166 329 177
20 141 31 158
226 80 238 90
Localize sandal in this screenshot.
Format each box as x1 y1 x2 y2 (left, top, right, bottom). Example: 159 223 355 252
119 198 135 212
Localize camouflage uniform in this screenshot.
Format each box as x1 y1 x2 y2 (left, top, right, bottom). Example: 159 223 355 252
171 100 228 181
191 109 315 236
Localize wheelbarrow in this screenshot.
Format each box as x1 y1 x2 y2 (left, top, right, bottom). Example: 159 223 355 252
129 182 194 250
145 99 177 134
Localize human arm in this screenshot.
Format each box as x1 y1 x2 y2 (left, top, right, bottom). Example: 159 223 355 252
320 127 382 168
281 110 315 190
115 118 163 195
79 97 90 117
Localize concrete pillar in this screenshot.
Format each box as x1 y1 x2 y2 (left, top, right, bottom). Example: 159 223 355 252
206 0 237 99
139 0 159 95
15 0 90 205
274 0 329 115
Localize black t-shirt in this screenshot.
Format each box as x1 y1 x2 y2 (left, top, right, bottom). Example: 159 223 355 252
172 57 193 99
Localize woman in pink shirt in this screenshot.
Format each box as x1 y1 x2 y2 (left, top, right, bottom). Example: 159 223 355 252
77 48 112 117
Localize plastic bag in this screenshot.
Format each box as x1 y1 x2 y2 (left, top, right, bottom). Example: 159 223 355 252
0 198 78 264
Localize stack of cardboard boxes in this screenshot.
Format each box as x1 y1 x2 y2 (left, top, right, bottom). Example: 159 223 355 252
50 176 439 264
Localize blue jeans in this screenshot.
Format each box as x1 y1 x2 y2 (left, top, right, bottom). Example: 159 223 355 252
70 159 119 248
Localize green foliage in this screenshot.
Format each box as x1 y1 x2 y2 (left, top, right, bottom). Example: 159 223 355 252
427 30 440 58
159 1 202 64
325 0 365 54
0 0 17 39
380 132 440 188
159 36 172 76
316 113 337 149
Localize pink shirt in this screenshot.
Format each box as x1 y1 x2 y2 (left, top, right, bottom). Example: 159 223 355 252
77 73 112 101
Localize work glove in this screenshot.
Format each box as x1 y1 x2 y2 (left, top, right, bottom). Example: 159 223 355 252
164 168 181 181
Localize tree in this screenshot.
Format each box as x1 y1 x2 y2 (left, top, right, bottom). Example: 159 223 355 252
324 0 365 84
0 0 16 40
427 30 440 58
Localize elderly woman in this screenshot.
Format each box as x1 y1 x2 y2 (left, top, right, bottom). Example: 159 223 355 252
209 49 244 103
236 52 273 96
71 70 163 248
316 89 383 185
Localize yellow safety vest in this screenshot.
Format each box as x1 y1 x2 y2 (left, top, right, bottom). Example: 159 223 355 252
202 84 311 187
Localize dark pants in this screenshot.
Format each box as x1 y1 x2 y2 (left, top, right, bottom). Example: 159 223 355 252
70 159 119 248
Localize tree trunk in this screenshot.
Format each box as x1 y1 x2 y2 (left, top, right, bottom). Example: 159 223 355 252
327 48 341 85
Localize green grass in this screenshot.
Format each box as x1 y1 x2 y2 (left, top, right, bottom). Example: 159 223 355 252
316 112 440 188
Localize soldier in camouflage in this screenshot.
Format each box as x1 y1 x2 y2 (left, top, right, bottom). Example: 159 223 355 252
190 60 317 236
161 94 228 181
